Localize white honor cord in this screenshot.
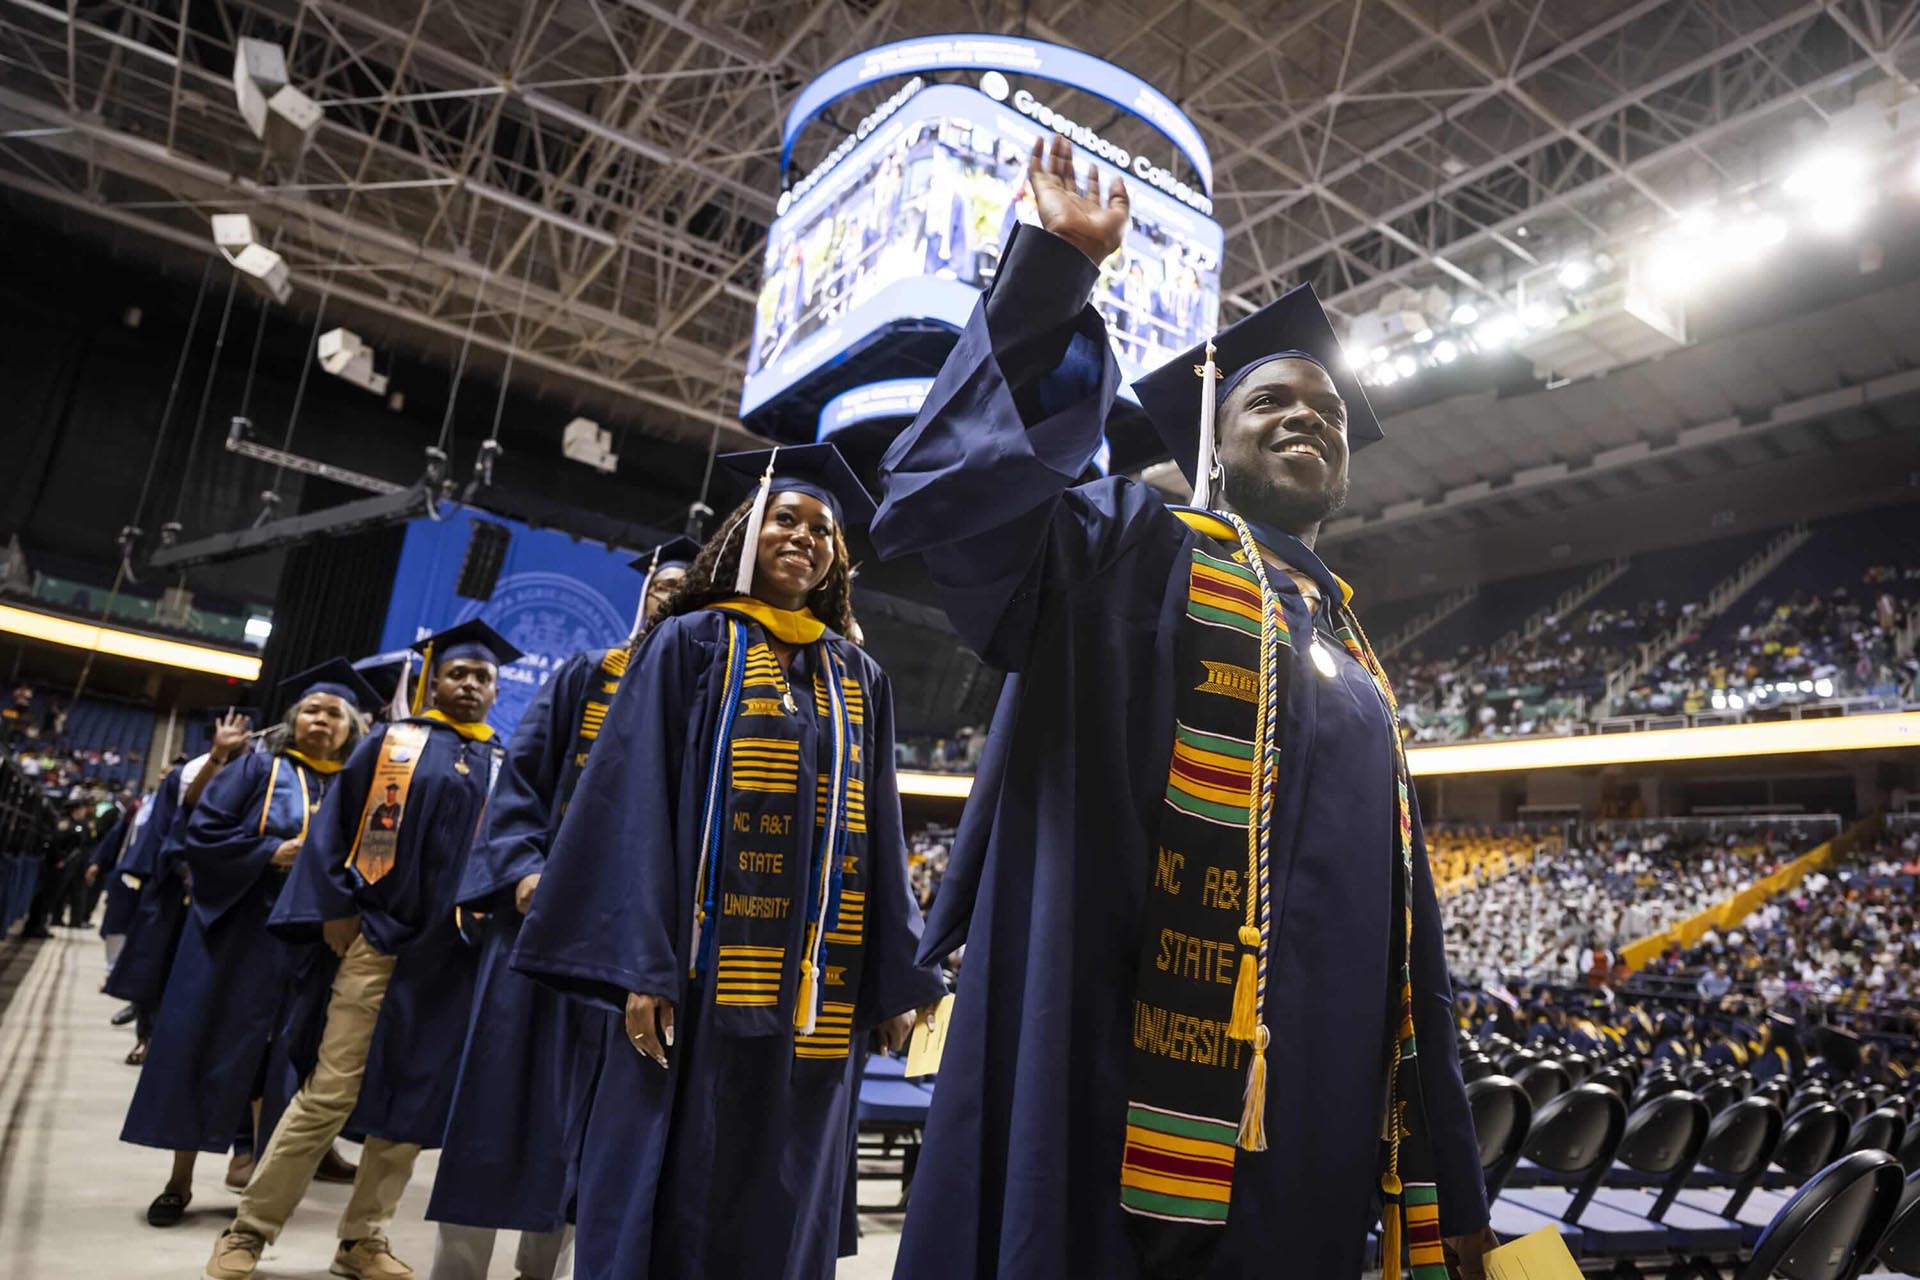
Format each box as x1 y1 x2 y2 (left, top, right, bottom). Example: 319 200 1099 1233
733 447 779 595
1192 339 1220 511
632 547 660 639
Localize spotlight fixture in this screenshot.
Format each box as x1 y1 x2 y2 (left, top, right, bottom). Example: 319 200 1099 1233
1556 259 1593 290
562 417 619 474
1450 303 1480 326
317 327 389 396
211 213 290 304
1433 339 1459 364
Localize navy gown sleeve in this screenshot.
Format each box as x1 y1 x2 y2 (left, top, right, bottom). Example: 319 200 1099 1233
121 771 181 886
270 725 384 942
514 621 709 1013
182 751 279 928
459 653 591 912
855 667 947 1026
1407 796 1493 1236
870 225 1172 670
88 812 130 874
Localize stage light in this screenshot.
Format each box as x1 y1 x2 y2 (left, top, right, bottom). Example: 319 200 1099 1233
1375 366 1400 386
1729 694 1744 710
1370 346 1390 365
1815 678 1835 697
1520 302 1553 329
1784 147 1866 200
1450 303 1479 326
1807 192 1870 235
244 616 273 644
1726 213 1788 263
1556 259 1593 290
1341 346 1366 371
1799 680 1814 693
1433 339 1459 364
1474 315 1518 349
1711 692 1727 710
1394 354 1417 378
1413 327 1434 344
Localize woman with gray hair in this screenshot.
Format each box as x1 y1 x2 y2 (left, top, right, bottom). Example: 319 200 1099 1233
121 659 377 1227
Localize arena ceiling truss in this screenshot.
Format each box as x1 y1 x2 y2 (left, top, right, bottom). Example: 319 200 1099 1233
1 0 1916 460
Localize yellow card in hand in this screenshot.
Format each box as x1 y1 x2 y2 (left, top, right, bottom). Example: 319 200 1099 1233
904 994 956 1078
1484 1226 1581 1280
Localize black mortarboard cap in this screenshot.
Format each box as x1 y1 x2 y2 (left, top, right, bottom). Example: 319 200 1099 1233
352 651 413 705
719 441 877 529
630 536 701 575
1131 281 1383 493
410 618 524 668
280 658 381 714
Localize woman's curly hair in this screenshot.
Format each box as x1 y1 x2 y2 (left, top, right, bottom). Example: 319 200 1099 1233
654 490 855 635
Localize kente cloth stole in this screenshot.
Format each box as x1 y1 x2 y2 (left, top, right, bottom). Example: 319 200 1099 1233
688 608 868 1068
1120 513 1447 1280
570 647 630 773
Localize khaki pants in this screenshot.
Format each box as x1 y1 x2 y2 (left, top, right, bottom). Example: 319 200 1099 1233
427 1224 571 1280
234 935 421 1243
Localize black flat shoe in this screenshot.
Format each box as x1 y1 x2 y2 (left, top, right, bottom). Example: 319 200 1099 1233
111 1004 140 1026
146 1189 190 1226
125 1041 148 1066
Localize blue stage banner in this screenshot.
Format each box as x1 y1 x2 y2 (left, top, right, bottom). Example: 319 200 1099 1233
378 506 640 736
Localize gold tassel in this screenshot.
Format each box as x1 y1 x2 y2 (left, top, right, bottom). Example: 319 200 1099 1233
793 925 817 1034
1380 1200 1402 1280
1229 924 1260 1042
1236 1025 1269 1152
410 643 432 716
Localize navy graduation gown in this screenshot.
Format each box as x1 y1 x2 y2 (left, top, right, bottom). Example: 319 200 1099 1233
105 763 194 1007
514 610 944 1280
90 808 141 938
121 750 325 1153
266 717 492 1148
868 225 1487 1279
427 651 610 1233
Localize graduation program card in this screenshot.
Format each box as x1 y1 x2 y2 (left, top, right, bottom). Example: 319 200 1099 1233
1484 1226 1581 1280
904 994 955 1078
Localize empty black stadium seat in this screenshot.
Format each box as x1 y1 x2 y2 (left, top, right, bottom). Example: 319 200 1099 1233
1461 1055 1496 1084
1834 1090 1873 1125
1873 1170 1920 1277
1637 1074 1690 1108
1731 1150 1903 1280
1679 1103 1851 1248
1591 1065 1636 1101
1700 1079 1746 1117
1898 1118 1920 1173
1467 1075 1532 1199
1515 1059 1573 1111
1841 1106 1904 1157
1788 1085 1832 1115
1501 1048 1540 1075
1500 1085 1678 1259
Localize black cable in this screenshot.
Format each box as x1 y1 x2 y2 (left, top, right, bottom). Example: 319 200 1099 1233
127 258 214 547
169 269 241 531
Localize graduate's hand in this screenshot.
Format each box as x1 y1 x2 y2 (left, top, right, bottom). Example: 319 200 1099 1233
1027 134 1129 265
1443 1225 1499 1279
514 872 541 915
626 992 675 1069
271 838 303 869
85 863 100 886
322 914 361 958
209 711 252 763
876 1011 916 1057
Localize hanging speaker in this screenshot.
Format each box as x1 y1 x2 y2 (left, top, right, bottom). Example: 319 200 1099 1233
454 519 511 601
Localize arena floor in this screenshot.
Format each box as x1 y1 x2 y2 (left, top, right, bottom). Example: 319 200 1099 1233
0 929 905 1279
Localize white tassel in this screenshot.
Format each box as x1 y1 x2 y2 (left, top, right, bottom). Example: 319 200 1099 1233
386 651 413 724
732 447 778 595
1192 340 1220 511
631 547 661 639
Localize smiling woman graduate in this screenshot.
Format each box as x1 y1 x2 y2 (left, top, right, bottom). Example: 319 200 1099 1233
867 137 1492 1280
122 661 373 1227
513 442 946 1280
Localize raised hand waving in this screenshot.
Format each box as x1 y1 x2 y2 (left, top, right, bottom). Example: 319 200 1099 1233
1025 134 1130 265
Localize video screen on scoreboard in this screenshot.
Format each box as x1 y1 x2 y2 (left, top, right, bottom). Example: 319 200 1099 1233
743 83 1223 415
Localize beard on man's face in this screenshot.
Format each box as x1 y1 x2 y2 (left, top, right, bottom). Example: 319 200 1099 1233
1220 458 1351 533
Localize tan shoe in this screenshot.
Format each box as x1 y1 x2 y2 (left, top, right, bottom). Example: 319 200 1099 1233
224 1151 255 1191
331 1236 414 1279
204 1229 264 1279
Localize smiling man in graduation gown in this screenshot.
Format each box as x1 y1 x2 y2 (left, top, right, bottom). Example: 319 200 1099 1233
205 621 521 1280
869 136 1493 1279
514 446 945 1278
423 539 695 1280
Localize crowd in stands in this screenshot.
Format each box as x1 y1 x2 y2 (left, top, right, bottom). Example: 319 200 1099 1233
908 823 955 913
5 682 139 806
1397 600 1696 742
1632 825 1920 1037
1441 821 1826 988
1618 575 1920 715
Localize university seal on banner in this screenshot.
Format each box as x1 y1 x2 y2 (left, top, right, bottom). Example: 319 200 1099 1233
457 571 629 734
